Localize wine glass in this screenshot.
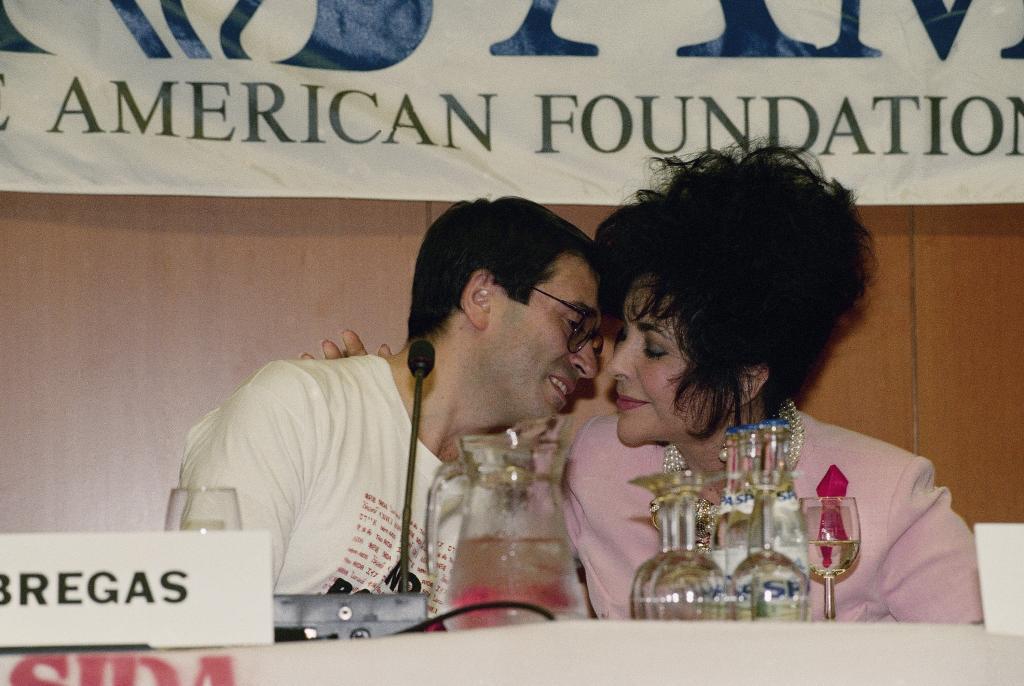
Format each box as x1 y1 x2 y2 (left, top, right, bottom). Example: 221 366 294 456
800 496 860 620
165 487 241 532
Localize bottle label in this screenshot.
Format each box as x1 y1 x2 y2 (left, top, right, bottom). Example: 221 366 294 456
720 490 755 516
775 487 799 511
734 577 809 621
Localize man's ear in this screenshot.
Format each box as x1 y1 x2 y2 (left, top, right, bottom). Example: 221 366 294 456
460 269 498 331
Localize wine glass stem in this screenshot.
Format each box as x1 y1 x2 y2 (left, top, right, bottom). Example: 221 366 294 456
824 575 836 620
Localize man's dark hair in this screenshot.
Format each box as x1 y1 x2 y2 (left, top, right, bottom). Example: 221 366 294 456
596 144 874 438
408 197 596 339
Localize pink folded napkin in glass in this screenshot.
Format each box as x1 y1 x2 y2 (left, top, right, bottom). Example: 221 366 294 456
815 465 849 568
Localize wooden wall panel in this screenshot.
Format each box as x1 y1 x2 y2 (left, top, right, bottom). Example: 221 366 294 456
914 205 1024 526
0 193 430 532
798 206 916 453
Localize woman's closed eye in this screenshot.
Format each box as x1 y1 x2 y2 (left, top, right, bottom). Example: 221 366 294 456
643 344 667 359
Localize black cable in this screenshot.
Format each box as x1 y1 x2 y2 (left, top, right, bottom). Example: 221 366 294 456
273 599 556 642
396 600 556 634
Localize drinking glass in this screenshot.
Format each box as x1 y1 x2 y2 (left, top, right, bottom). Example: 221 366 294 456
630 470 729 620
800 496 860 620
165 487 241 532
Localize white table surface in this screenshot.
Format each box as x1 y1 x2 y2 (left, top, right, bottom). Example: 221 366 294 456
2 620 1022 686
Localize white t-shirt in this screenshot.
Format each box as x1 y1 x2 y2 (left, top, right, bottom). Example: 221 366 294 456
181 356 453 606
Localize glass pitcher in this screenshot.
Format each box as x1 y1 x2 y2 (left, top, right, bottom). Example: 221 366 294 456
426 415 587 629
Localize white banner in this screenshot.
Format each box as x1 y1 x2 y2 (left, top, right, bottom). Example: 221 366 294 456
2 1 1024 205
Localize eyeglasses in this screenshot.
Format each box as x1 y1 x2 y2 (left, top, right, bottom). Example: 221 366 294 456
531 287 603 355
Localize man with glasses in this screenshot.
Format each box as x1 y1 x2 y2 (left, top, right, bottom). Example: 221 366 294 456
180 197 602 601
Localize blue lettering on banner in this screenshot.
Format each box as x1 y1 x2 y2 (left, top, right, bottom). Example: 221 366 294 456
0 1 48 53
280 0 432 71
490 0 597 56
666 0 1015 62
910 0 973 61
108 0 173 58
676 0 879 58
221 0 262 59
92 0 211 58
817 0 881 58
2 0 1024 65
161 0 211 58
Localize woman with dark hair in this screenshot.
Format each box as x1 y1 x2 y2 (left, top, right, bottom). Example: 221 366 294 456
564 145 982 622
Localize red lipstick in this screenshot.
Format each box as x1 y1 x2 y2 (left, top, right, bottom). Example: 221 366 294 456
616 394 648 411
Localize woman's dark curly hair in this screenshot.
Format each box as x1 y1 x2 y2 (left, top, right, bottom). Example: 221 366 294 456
596 144 874 439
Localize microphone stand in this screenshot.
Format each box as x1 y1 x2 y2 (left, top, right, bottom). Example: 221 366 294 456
399 339 434 594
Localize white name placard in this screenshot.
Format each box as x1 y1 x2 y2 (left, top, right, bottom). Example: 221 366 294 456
975 523 1024 637
0 531 273 649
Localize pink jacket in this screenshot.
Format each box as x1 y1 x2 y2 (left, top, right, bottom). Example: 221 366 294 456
564 413 982 622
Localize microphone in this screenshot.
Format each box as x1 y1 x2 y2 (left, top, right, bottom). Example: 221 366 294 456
399 339 435 594
407 339 435 376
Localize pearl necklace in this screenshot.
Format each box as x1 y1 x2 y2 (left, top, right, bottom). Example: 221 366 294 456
776 398 805 471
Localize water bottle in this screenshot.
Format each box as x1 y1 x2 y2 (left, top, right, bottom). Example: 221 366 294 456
713 426 755 586
732 420 809 621
759 419 809 579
